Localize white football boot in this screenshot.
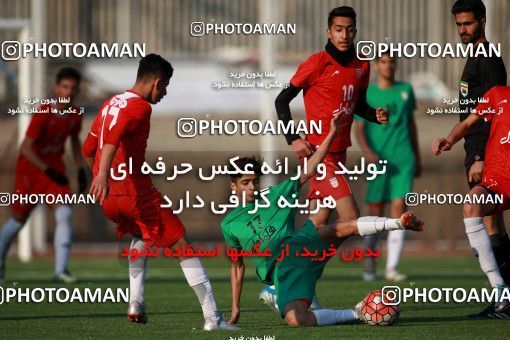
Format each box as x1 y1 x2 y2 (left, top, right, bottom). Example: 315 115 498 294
258 285 279 314
203 312 240 331
354 300 368 323
127 301 148 324
385 270 407 282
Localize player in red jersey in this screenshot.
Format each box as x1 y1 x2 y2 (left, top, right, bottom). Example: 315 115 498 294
265 6 388 310
82 54 237 330
0 67 86 283
432 85 510 317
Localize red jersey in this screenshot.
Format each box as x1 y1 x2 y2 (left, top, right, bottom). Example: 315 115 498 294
82 90 152 195
17 104 82 174
474 86 510 196
290 50 370 152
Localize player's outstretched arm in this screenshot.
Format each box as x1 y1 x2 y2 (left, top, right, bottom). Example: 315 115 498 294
228 256 245 324
89 143 117 204
431 113 481 155
300 112 341 184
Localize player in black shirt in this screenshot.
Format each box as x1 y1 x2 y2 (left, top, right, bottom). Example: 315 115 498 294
452 0 509 318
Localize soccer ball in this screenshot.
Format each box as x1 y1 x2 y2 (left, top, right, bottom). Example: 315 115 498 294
360 289 400 326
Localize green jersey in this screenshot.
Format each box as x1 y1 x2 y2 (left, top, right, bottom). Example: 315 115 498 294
221 178 300 282
354 81 416 162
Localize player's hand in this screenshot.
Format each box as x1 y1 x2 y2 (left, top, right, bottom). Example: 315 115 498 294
78 167 87 193
291 138 313 158
376 108 389 124
431 138 452 155
468 160 484 184
45 167 69 185
89 173 109 204
228 305 240 324
329 111 346 136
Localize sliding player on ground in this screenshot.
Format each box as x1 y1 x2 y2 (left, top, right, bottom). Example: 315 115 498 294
222 113 423 327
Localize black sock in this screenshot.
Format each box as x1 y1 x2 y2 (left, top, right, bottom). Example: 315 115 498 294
502 234 510 259
490 233 510 285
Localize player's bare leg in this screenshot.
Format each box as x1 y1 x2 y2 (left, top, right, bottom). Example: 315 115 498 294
307 201 331 228
308 195 360 229
463 186 510 315
335 195 361 221
385 199 407 282
171 237 239 331
362 203 384 281
484 214 499 235
284 299 359 326
0 213 29 282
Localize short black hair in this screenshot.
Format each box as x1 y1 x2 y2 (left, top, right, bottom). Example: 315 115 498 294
136 53 174 81
228 156 263 181
328 6 357 27
375 50 396 61
56 67 81 84
451 0 486 22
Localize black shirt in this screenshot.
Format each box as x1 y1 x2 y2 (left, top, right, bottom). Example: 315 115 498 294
459 41 506 162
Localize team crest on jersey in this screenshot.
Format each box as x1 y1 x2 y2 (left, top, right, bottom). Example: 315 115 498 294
460 81 468 97
356 68 362 79
329 177 339 188
401 91 408 101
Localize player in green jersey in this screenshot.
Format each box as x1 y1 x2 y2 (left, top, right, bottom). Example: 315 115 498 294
221 113 424 327
354 52 421 282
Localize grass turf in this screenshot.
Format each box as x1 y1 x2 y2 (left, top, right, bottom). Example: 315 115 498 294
0 256 508 339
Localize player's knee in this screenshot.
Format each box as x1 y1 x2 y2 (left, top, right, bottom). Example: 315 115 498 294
336 200 360 221
284 310 308 327
463 202 481 218
337 210 359 222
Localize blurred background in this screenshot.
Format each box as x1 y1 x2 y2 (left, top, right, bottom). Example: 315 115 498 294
0 0 509 262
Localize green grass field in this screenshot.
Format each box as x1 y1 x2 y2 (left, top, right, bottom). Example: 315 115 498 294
0 255 508 339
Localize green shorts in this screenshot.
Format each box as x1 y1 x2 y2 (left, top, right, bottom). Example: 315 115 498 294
365 158 414 203
273 220 330 318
